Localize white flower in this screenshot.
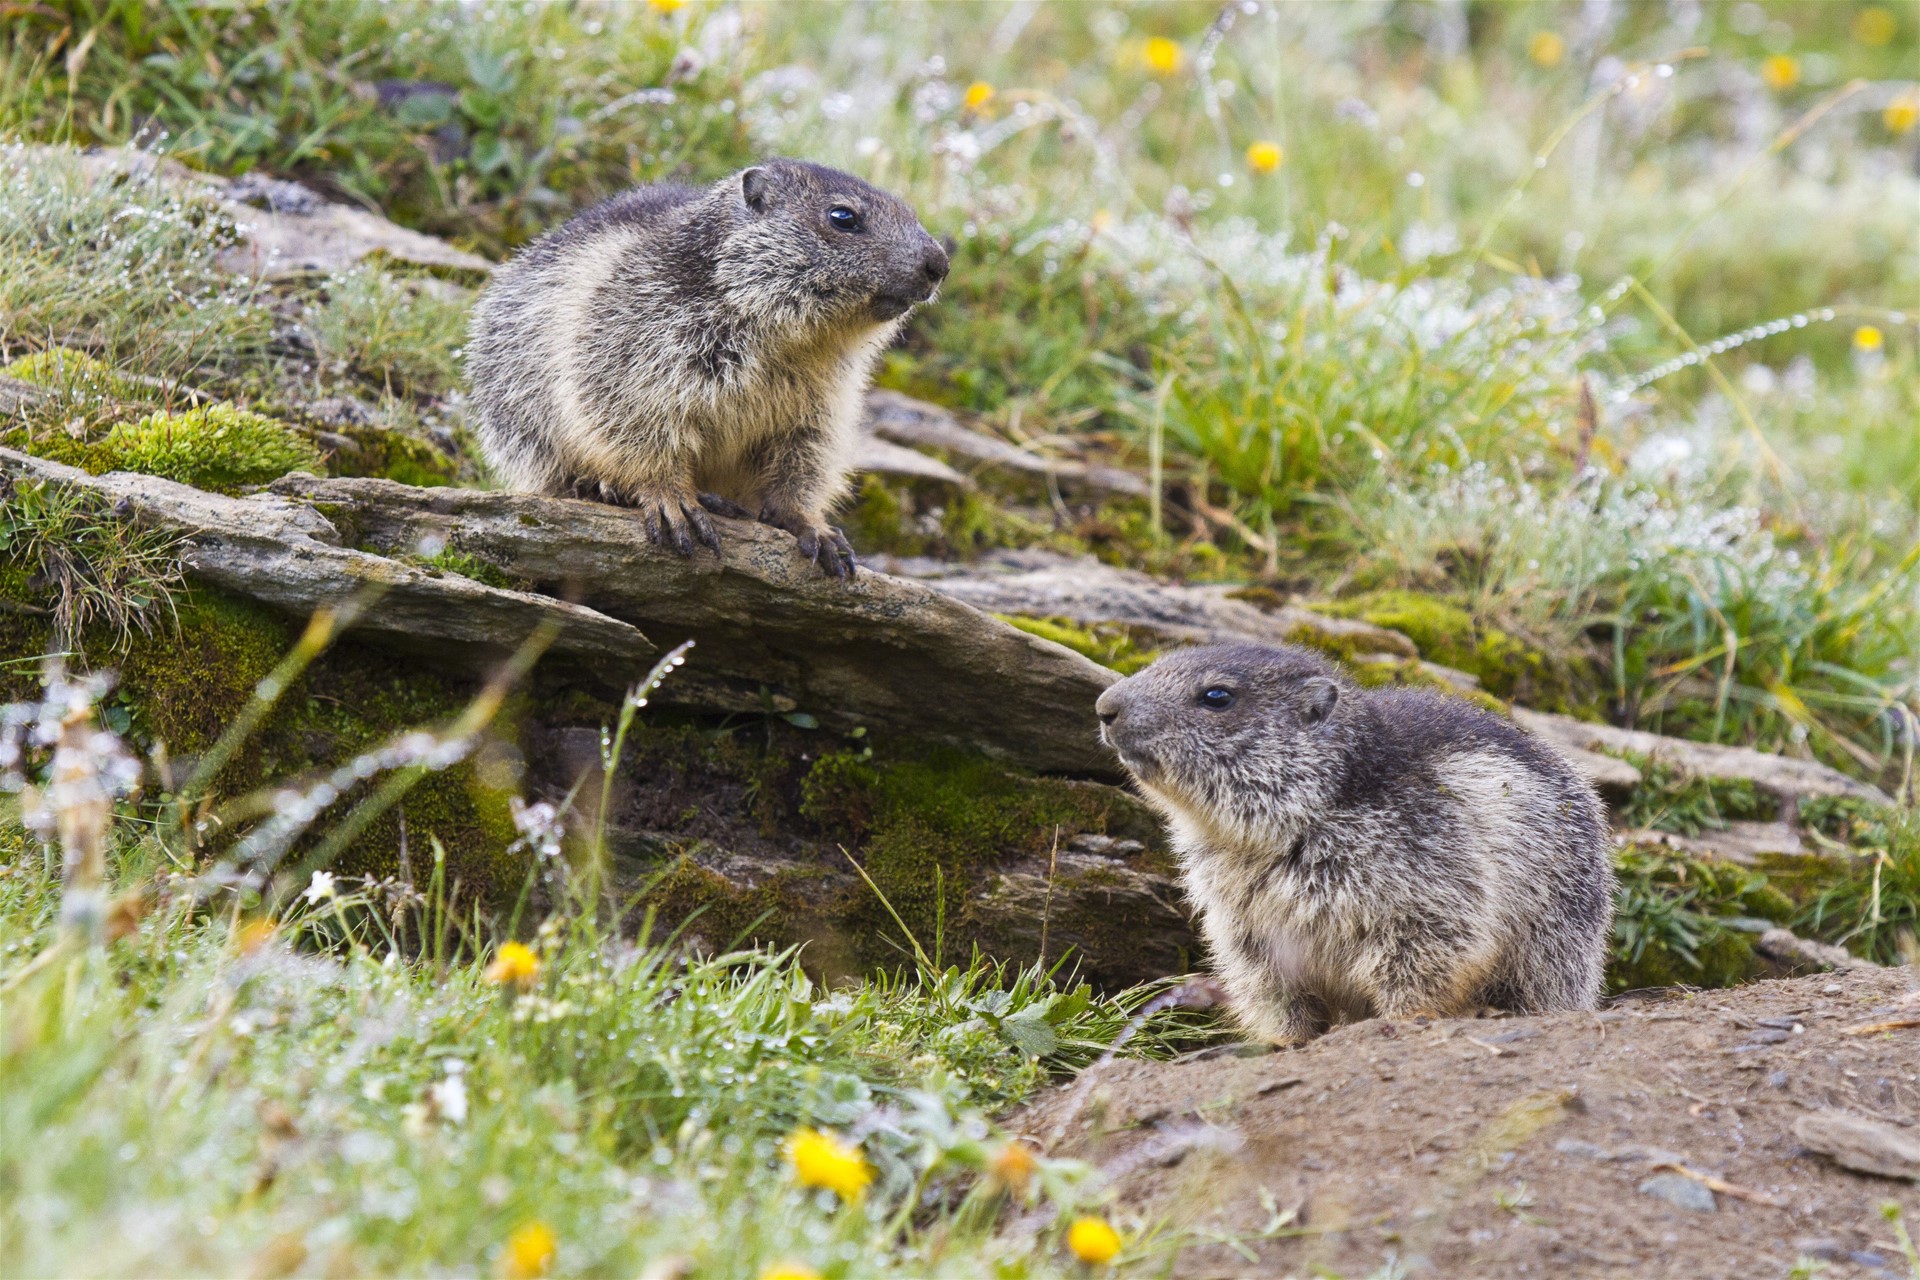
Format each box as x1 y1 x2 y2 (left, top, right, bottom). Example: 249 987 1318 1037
302 870 338 904
429 1063 468 1125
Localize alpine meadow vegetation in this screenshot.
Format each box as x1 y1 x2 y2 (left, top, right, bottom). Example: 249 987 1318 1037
2 1 1917 1275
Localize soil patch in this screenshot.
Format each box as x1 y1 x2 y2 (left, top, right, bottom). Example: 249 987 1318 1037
1015 968 1920 1278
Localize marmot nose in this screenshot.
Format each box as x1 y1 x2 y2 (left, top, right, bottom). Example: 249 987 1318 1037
1095 684 1126 726
921 244 950 286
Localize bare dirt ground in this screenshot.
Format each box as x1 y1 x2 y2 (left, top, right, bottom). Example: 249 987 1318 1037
1015 968 1920 1279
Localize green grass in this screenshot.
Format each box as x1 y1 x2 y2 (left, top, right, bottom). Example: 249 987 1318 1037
0 846 1163 1278
305 267 470 400
1796 803 1920 966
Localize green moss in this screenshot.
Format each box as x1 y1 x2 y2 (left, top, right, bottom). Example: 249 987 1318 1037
99 403 324 494
797 748 1122 958
995 614 1159 674
1311 589 1590 711
1341 649 1510 716
841 474 1049 560
424 547 518 590
322 424 460 488
2 346 120 389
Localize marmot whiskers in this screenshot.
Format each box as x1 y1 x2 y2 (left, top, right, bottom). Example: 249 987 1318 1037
1097 643 1614 1045
466 158 949 578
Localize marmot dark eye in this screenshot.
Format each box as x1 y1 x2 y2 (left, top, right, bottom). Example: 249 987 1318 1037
827 206 861 231
1200 687 1234 710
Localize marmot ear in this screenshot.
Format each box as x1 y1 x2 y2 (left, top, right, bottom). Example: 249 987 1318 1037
741 167 772 213
1299 677 1340 726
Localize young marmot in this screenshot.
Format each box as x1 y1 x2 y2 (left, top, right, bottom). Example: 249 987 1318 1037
1096 643 1614 1045
466 159 949 578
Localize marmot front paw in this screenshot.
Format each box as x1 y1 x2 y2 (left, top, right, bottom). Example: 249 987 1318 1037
623 485 721 557
759 505 857 580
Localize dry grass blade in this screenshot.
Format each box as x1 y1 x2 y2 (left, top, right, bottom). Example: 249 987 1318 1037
1649 1162 1787 1208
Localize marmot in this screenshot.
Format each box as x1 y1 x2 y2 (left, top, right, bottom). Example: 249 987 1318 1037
1096 643 1614 1044
466 158 949 578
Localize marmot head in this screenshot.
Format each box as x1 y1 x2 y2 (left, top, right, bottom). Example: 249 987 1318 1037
713 158 948 328
1096 643 1352 837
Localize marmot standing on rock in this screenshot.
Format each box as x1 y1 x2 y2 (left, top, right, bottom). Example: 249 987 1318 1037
466 159 949 578
1096 643 1614 1045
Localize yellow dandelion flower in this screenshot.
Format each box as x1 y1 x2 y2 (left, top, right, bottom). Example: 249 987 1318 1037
758 1265 822 1280
989 1140 1038 1192
1527 32 1565 68
1142 36 1183 77
963 81 995 113
784 1127 872 1202
1067 1216 1123 1266
648 0 684 12
1760 54 1799 92
1244 140 1284 175
1885 92 1918 136
1853 6 1898 46
485 940 540 988
1853 325 1885 352
501 1222 556 1280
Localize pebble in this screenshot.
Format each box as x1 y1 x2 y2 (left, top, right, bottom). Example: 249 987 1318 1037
1767 1071 1790 1089
1638 1172 1716 1213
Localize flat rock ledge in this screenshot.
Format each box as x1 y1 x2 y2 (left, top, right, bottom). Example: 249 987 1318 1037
5 447 1122 776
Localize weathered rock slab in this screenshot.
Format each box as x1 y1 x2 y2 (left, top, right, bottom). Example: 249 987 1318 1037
1513 708 1891 807
271 474 1123 776
1792 1110 1920 1181
2 448 651 670
67 144 493 279
889 549 1416 656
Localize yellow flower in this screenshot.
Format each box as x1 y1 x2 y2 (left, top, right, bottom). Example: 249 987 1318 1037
501 1222 556 1280
648 0 684 12
485 940 540 988
1142 36 1183 77
1089 209 1114 234
784 1127 872 1202
1067 1216 1122 1266
1527 32 1565 68
963 81 995 113
989 1140 1038 1192
236 917 277 955
1885 92 1919 136
1760 54 1799 91
1244 140 1284 175
758 1266 821 1280
1854 325 1885 352
1854 6 1898 46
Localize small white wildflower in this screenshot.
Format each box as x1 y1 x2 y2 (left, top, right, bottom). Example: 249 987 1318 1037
429 1064 468 1125
302 870 338 904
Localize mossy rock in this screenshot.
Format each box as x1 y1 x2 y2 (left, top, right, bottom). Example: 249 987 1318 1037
1607 925 1761 992
1311 589 1591 712
1328 656 1505 717
5 400 325 496
101 404 324 494
804 749 1139 960
1606 844 1795 993
995 614 1159 674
